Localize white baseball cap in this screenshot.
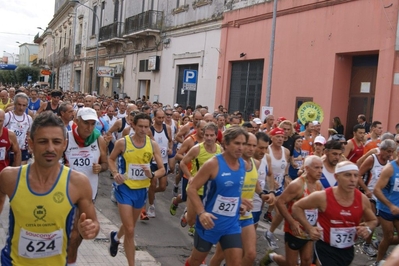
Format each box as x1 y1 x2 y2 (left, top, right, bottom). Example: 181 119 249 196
77 107 98 121
314 135 326 144
253 118 262 125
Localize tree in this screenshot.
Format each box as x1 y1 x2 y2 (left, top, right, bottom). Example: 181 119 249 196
15 65 40 84
0 70 17 85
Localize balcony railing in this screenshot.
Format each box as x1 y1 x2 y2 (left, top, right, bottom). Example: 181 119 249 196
99 22 124 42
75 44 81 55
125 10 163 35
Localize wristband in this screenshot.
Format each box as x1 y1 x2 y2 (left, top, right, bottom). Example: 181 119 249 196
258 191 265 198
366 226 372 235
111 170 118 174
263 189 276 195
198 211 206 217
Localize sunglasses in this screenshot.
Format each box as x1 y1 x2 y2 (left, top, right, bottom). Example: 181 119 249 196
78 105 84 108
165 113 172 116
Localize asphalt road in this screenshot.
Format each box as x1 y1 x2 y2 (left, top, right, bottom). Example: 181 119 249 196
95 171 386 266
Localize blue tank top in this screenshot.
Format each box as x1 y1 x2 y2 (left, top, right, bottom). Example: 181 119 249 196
288 148 302 179
377 161 399 213
28 99 41 111
196 154 245 232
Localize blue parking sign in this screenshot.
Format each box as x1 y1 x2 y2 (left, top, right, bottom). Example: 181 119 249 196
183 69 197 91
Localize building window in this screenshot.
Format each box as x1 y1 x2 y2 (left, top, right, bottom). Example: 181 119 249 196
139 60 150 72
100 1 105 27
91 5 98 35
114 0 119 22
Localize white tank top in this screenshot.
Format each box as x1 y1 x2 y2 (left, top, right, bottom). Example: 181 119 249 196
268 145 287 190
321 165 335 189
253 155 269 212
368 154 386 195
165 120 177 141
152 126 169 164
64 131 101 200
4 112 32 150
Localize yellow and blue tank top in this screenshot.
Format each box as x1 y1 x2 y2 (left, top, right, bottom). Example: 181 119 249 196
240 158 258 220
1 165 75 266
0 98 11 111
118 135 154 189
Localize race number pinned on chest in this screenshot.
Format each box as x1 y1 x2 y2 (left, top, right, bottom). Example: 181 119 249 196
212 195 239 217
0 147 6 160
330 227 356 249
128 164 149 180
305 209 318 226
18 228 63 259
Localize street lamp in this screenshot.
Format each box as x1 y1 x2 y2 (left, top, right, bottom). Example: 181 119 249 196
3 51 15 64
16 41 31 66
70 0 99 94
38 27 56 89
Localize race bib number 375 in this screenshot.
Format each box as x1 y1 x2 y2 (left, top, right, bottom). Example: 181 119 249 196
330 227 356 249
18 228 63 259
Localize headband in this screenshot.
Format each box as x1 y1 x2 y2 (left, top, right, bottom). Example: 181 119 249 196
335 164 359 174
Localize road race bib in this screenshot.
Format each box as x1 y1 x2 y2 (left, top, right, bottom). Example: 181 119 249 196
0 147 5 161
127 164 149 180
393 178 399 192
330 227 356 249
305 209 318 226
212 195 239 217
18 228 63 259
70 154 93 170
160 147 167 158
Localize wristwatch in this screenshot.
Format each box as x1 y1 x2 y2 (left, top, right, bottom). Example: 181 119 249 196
151 172 155 179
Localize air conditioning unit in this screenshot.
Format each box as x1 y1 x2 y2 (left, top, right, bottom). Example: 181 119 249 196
115 64 124 75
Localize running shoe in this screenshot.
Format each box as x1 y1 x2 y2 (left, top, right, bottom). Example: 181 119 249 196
173 185 179 197
140 210 149 220
109 231 120 257
147 205 156 218
110 188 117 204
264 229 279 250
372 238 380 250
170 197 178 216
362 243 377 257
259 250 276 266
180 207 188 227
188 226 195 236
263 212 273 223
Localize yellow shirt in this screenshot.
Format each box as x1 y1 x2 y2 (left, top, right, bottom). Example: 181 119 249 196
0 98 11 110
121 135 154 189
240 158 258 220
5 165 74 266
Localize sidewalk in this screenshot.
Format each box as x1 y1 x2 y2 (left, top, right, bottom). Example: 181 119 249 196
0 199 160 266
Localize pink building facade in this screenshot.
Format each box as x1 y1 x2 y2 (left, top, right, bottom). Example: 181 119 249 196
216 0 399 136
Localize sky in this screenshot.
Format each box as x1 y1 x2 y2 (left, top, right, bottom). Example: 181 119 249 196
0 0 55 63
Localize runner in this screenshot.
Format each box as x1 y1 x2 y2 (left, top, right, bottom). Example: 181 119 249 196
357 139 395 257
319 140 343 189
373 148 399 265
292 161 378 266
364 121 383 154
0 112 99 265
344 124 365 163
0 109 20 170
264 128 290 250
185 126 248 266
147 109 173 218
63 107 108 265
58 102 74 131
107 112 165 266
37 90 62 114
4 93 33 165
261 155 323 266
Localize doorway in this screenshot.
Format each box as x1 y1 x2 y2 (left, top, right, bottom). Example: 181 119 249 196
74 70 81 92
228 60 264 120
139 80 150 101
345 55 378 138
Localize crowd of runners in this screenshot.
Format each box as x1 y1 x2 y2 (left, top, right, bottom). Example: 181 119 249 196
0 85 398 266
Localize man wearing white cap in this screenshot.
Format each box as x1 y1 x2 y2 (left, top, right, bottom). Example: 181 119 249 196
312 120 321 136
253 118 262 132
292 161 377 266
63 107 108 265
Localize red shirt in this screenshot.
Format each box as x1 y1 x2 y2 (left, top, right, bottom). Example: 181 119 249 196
318 188 363 248
347 139 364 163
0 128 11 172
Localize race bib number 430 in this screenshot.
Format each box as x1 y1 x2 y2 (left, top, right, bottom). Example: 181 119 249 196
212 195 239 217
18 228 63 259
